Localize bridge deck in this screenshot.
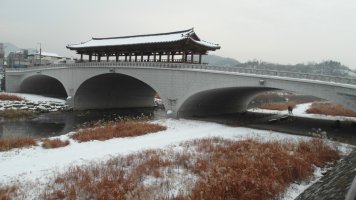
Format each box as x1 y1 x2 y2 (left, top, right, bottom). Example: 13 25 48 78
6 62 356 86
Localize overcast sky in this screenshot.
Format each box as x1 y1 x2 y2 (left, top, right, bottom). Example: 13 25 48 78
1 0 355 69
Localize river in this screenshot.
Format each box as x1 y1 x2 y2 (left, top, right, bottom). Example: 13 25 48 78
0 108 166 138
1 107 356 146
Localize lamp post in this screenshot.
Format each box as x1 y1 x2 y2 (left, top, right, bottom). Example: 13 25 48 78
37 42 41 66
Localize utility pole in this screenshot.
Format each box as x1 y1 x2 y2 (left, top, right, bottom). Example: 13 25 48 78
37 42 41 66
1 44 6 91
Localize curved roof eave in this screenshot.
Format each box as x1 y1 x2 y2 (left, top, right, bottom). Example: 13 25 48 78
188 38 221 50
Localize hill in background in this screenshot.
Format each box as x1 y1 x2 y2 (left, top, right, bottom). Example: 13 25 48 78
2 42 36 56
201 54 240 67
203 54 356 78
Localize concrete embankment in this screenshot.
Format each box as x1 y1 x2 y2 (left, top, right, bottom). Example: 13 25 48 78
295 150 356 200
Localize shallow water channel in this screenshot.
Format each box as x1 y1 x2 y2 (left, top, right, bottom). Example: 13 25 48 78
0 108 166 139
1 108 356 146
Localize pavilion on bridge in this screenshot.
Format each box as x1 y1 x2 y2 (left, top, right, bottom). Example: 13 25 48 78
66 28 220 64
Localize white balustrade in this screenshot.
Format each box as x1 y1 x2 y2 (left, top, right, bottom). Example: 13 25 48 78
5 62 356 85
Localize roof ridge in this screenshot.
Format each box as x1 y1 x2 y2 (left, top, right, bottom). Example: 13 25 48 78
92 28 194 40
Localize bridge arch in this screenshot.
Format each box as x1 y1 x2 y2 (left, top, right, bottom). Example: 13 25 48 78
175 72 356 118
73 73 163 110
177 87 280 117
20 74 67 98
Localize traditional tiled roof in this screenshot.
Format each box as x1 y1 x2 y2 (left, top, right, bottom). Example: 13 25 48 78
67 28 220 52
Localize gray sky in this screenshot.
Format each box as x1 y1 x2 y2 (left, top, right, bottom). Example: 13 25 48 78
1 0 356 69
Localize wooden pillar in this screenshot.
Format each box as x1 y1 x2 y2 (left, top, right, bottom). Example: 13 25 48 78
80 54 83 62
191 52 194 63
154 53 156 62
107 55 109 62
89 54 92 62
148 54 150 62
141 53 143 62
116 54 119 62
125 54 128 62
159 53 162 62
98 54 101 62
167 52 170 62
199 54 202 64
172 52 175 62
135 54 137 62
129 53 132 62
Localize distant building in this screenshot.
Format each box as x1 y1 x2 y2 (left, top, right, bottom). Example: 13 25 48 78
7 50 30 68
5 50 72 67
28 51 67 66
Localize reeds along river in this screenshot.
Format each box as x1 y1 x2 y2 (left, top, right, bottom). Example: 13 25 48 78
0 108 166 139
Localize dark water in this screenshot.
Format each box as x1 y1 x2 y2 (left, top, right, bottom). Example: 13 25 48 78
0 108 166 139
1 108 356 146
190 112 356 145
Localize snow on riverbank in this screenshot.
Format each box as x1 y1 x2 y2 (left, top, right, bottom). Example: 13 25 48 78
0 93 67 112
6 93 66 104
250 102 356 122
0 119 303 183
0 119 354 199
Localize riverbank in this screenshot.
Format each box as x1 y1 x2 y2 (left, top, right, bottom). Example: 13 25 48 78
0 92 68 113
190 103 356 145
0 119 354 199
1 94 356 199
295 149 356 200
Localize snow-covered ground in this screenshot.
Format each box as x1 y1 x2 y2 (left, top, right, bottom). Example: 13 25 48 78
0 119 353 199
0 94 355 199
6 92 66 104
249 102 356 122
0 93 67 112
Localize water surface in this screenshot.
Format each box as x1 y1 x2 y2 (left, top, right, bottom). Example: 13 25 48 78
0 108 166 138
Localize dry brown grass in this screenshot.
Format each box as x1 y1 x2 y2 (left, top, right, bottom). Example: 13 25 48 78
188 138 340 200
0 136 37 152
0 109 33 118
306 101 356 117
0 94 24 101
70 120 166 142
40 138 340 200
41 138 70 149
0 185 18 200
258 101 296 111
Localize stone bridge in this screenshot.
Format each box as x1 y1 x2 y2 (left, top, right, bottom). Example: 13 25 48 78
5 62 356 118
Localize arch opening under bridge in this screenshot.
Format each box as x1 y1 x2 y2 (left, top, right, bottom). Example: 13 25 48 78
73 73 164 111
20 75 67 98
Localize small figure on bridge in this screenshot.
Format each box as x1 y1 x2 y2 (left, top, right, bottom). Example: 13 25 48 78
288 105 293 115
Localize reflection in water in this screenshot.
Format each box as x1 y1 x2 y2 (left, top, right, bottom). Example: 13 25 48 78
0 108 166 139
190 112 356 145
0 121 66 138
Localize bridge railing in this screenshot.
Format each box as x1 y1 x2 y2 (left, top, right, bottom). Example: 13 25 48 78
6 61 356 85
